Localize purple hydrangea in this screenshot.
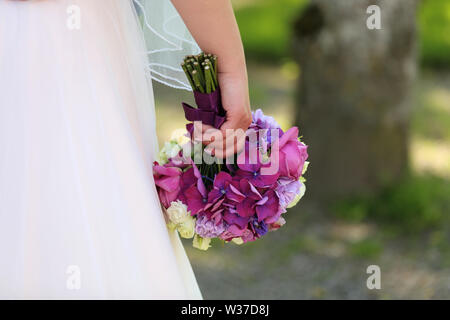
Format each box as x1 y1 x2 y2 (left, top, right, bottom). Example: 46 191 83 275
251 109 281 130
251 218 268 237
195 214 226 238
275 177 302 211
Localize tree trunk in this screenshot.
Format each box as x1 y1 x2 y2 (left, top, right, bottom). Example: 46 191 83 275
292 0 418 201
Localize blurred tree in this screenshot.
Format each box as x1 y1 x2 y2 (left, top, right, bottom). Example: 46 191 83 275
293 0 418 201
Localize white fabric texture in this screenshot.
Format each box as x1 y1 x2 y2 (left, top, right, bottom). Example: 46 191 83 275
0 0 202 299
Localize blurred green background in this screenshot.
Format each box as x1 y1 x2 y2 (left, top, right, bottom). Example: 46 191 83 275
154 0 450 299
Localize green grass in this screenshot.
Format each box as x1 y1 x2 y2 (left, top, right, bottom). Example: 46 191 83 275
334 175 450 233
419 0 450 68
349 239 383 259
234 0 450 67
412 82 450 141
277 234 317 263
234 0 308 62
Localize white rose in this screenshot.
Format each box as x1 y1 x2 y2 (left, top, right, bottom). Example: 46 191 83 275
162 141 182 160
167 200 190 225
193 234 211 250
177 216 196 239
170 129 191 146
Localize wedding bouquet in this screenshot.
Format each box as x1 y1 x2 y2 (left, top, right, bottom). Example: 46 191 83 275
153 53 309 250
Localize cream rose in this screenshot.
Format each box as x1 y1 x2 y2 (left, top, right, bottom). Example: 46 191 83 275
170 129 191 146
158 141 182 164
193 234 211 250
166 200 190 225
231 237 244 245
177 216 196 239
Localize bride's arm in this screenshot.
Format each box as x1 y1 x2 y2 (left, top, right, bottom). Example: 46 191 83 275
171 0 252 158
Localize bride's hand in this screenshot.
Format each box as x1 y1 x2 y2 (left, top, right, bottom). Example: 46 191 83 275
201 70 252 159
170 0 252 159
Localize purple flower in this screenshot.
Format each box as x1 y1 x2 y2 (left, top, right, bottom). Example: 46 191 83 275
153 162 182 208
271 126 308 180
241 228 257 243
178 162 208 215
235 153 279 188
232 179 262 218
251 109 280 130
251 218 268 237
195 214 226 238
255 189 282 224
184 185 208 215
219 224 247 241
275 177 302 212
207 172 245 204
269 216 286 231
223 208 249 230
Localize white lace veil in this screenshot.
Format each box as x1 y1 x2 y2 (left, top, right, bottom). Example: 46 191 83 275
133 0 201 91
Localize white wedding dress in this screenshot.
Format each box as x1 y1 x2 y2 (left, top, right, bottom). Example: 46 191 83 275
0 0 202 299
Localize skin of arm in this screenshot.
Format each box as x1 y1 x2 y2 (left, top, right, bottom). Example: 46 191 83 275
171 0 252 158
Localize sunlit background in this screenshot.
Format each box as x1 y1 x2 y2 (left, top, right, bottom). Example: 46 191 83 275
154 0 450 299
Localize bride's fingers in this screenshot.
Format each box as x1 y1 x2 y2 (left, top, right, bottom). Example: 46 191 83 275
203 127 223 150
199 124 216 145
205 129 246 159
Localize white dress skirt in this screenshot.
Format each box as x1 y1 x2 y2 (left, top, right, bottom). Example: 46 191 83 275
0 0 202 299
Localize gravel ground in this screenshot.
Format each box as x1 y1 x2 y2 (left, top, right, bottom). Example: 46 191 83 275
183 201 450 299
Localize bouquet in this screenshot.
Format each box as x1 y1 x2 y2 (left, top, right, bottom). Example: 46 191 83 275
153 53 309 250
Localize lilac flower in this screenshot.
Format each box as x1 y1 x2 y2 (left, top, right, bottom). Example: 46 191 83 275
275 177 302 212
251 109 280 130
195 213 226 238
251 218 268 237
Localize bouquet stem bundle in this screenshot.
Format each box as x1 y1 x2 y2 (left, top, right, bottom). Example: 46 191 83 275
181 53 218 94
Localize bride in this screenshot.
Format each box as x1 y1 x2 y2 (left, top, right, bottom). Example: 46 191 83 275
0 0 251 299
